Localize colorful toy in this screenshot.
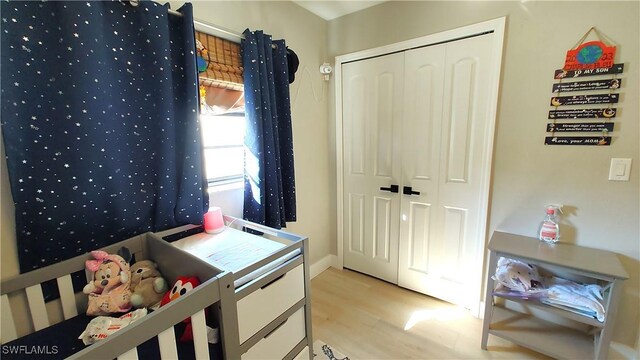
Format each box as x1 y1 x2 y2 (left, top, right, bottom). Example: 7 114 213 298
83 247 132 316
195 39 208 73
160 276 201 342
129 260 168 309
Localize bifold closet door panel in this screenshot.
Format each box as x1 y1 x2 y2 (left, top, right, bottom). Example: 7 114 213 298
431 34 495 310
397 44 446 296
342 53 404 284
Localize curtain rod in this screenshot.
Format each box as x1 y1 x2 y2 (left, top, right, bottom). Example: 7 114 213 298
167 8 245 43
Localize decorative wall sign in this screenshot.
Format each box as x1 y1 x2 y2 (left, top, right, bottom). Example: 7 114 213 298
548 108 617 119
545 136 611 146
550 94 618 106
554 63 624 79
565 41 616 71
547 27 620 147
546 123 614 133
552 79 621 93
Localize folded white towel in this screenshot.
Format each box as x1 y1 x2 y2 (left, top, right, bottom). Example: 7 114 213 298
543 277 606 322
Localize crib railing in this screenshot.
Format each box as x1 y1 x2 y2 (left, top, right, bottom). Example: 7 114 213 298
1 234 147 340
1 232 240 359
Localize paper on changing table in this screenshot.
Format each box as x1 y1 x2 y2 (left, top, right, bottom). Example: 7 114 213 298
205 239 285 271
171 227 300 287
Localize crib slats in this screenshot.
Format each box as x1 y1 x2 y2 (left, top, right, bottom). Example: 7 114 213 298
118 348 139 360
157 327 178 359
25 284 49 331
56 274 78 319
191 309 209 359
1 294 18 342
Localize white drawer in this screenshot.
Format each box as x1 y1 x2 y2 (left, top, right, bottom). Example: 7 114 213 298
237 263 305 343
242 307 306 360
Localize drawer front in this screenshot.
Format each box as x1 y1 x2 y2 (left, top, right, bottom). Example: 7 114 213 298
294 346 311 360
237 263 305 343
241 307 306 360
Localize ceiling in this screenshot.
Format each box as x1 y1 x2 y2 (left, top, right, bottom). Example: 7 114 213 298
292 1 387 21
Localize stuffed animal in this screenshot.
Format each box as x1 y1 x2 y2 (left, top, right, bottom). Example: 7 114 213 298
83 247 132 316
129 260 168 309
494 257 543 293
160 276 201 342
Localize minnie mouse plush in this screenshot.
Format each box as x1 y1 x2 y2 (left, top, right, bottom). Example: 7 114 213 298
83 247 132 316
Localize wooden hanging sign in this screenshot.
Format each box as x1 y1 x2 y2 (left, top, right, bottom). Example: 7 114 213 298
564 41 616 71
546 122 614 133
548 108 617 119
545 136 611 146
550 94 618 106
554 63 624 79
552 79 621 93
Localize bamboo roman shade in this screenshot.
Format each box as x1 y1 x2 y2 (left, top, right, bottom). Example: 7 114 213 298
196 30 243 91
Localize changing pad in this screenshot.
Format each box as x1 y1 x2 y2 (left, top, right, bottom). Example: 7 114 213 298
170 227 300 288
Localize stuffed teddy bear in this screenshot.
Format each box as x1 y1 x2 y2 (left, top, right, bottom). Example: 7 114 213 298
129 260 168 309
160 276 201 342
83 247 132 316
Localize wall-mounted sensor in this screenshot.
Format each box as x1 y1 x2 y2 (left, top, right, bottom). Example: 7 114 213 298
320 63 332 81
319 63 332 74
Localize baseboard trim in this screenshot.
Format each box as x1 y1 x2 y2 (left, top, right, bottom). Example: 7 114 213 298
609 341 637 360
310 254 338 279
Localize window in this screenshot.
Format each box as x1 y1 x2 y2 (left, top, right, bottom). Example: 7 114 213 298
195 29 245 187
200 111 245 186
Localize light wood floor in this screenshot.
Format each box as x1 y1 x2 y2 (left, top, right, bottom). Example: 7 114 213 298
310 268 549 359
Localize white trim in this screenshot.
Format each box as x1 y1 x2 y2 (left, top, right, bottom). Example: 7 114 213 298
479 301 487 320
194 20 243 43
335 17 507 311
473 16 507 318
334 60 345 271
609 341 637 360
310 254 338 279
335 17 505 65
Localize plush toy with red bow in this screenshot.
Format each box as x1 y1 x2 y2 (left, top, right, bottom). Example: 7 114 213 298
160 276 201 342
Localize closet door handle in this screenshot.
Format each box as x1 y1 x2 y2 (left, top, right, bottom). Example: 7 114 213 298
379 184 399 193
403 186 421 196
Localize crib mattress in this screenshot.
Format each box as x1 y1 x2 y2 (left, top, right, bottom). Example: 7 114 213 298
169 227 300 288
1 313 221 360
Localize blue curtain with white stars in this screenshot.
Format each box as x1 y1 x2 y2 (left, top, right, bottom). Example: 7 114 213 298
242 30 296 229
1 1 208 274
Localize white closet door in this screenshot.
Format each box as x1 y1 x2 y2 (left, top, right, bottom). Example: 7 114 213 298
397 43 446 295
398 34 495 311
342 53 403 284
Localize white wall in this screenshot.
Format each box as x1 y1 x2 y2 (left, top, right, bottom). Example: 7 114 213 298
328 0 639 350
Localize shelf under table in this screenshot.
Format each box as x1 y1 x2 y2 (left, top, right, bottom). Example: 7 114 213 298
492 293 604 328
489 306 595 360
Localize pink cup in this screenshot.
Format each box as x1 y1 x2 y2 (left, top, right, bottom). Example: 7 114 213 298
204 207 225 234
